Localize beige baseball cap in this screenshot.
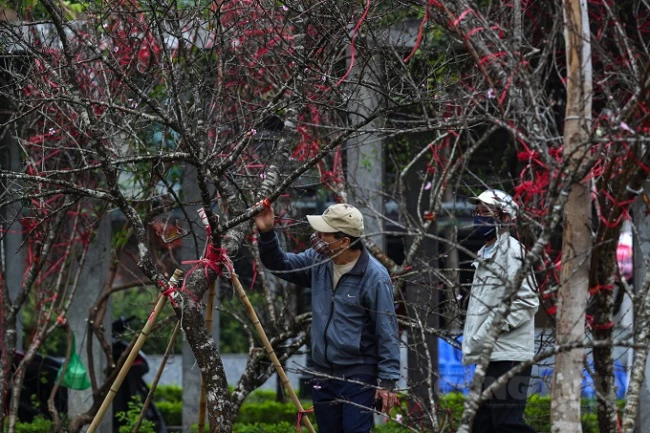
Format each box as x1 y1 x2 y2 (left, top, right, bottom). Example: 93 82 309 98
307 203 365 237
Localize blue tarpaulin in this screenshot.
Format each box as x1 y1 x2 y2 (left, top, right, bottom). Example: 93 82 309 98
437 338 628 399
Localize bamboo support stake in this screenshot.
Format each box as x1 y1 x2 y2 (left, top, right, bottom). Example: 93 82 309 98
87 269 184 433
133 320 181 433
232 273 316 433
197 279 218 433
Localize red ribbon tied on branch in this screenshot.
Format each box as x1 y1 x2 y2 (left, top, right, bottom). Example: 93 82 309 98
182 244 235 282
162 246 229 311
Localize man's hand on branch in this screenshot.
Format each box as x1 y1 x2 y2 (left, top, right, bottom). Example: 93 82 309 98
253 201 275 233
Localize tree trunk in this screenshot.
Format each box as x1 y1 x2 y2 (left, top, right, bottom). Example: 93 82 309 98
551 0 592 431
591 274 619 433
552 182 592 433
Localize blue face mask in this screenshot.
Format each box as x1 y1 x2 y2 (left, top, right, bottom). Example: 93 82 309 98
473 215 498 240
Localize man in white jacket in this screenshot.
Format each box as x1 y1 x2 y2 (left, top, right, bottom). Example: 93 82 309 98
463 189 538 433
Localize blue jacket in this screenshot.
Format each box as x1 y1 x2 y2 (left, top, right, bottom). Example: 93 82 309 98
258 231 400 388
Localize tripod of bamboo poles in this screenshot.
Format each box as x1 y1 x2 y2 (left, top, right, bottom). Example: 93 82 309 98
86 268 184 433
197 206 316 433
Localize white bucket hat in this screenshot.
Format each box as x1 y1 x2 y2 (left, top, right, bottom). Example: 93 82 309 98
307 203 365 237
469 189 519 220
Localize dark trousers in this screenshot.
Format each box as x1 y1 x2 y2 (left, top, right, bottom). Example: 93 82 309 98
472 361 536 433
312 374 375 433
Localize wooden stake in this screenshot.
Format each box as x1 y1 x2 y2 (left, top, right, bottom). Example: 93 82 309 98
133 320 181 433
197 279 217 433
232 273 316 433
87 269 183 433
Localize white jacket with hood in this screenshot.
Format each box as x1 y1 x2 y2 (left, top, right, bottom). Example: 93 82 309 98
462 231 539 365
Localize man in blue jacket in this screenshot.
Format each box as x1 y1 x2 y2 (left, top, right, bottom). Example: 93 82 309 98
254 203 400 433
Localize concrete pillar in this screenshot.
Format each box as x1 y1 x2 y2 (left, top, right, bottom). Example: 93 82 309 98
346 53 386 250
67 214 111 432
0 120 24 349
180 164 201 432
403 164 439 427
406 279 439 427
180 164 220 432
345 18 421 250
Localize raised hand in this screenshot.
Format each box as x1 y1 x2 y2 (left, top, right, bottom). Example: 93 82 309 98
253 201 275 233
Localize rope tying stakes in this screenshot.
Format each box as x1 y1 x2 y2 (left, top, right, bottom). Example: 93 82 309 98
150 270 186 320
161 284 180 308
296 407 314 433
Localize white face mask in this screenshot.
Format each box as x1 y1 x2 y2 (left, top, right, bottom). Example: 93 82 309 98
310 232 341 256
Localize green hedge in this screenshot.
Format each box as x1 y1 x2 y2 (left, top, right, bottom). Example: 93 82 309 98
154 384 183 403
115 398 156 433
151 386 612 432
9 416 55 433
241 389 277 404
153 386 301 427
228 393 621 433
235 400 300 425
156 400 182 426
10 387 622 433
233 421 295 433
435 393 617 433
